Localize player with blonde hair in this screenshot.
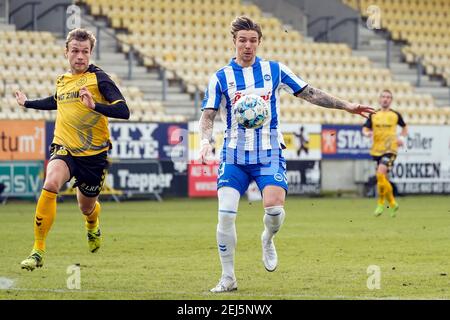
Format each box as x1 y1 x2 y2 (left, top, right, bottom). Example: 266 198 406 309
16 28 130 271
363 89 408 217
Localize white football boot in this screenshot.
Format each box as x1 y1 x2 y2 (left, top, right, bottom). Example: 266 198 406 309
261 231 278 272
210 276 238 293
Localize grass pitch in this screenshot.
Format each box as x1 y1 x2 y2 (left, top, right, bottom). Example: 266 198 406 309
0 196 449 300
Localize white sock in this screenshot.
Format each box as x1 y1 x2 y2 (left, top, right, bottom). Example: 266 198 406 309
263 206 286 241
217 187 240 280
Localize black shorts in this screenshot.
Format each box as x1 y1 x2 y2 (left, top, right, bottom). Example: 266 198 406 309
372 153 397 171
49 144 109 197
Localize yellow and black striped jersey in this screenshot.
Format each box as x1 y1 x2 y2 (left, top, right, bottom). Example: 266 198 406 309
363 108 406 156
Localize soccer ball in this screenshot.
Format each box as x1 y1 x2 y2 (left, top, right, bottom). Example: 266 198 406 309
234 94 269 129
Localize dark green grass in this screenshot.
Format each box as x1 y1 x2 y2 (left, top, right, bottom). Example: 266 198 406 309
0 196 449 300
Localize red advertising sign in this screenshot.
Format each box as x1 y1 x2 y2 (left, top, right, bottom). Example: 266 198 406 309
188 160 219 197
321 129 337 155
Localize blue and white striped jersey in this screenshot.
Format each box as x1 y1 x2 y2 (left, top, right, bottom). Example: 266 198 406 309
202 56 308 164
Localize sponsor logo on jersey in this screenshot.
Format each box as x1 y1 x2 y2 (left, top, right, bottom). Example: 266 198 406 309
57 91 80 101
76 76 88 87
56 76 65 87
56 149 68 156
232 91 272 105
274 173 283 182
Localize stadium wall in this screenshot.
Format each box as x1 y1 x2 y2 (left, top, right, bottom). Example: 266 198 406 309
0 0 8 24
322 160 366 195
292 0 359 48
9 0 72 33
248 0 308 35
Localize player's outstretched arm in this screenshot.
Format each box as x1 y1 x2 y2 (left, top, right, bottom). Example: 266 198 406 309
199 109 217 164
296 85 375 118
80 86 130 120
400 125 408 137
15 90 57 110
397 125 408 147
15 91 27 106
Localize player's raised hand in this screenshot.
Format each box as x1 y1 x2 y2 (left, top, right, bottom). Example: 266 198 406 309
79 86 95 109
345 103 376 118
199 140 213 164
15 90 28 106
397 135 406 147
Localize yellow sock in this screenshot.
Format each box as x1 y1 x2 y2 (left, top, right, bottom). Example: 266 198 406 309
85 201 101 231
376 173 387 206
33 189 57 252
385 179 396 207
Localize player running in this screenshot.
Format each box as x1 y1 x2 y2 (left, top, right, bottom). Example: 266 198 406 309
15 28 130 271
362 89 408 217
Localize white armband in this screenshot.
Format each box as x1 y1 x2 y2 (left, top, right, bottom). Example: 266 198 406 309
398 135 406 144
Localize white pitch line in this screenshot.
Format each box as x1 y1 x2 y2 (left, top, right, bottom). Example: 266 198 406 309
2 287 447 300
0 278 15 290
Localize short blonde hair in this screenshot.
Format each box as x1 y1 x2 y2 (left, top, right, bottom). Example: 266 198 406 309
380 89 393 98
65 28 96 52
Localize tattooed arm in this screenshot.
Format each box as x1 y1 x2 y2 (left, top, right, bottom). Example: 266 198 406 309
199 109 217 164
296 85 375 118
297 86 348 109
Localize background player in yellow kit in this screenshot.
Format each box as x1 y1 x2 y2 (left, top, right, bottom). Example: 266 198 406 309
362 89 408 217
15 28 130 270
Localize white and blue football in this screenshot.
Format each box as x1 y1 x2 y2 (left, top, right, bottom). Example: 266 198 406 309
234 94 269 129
